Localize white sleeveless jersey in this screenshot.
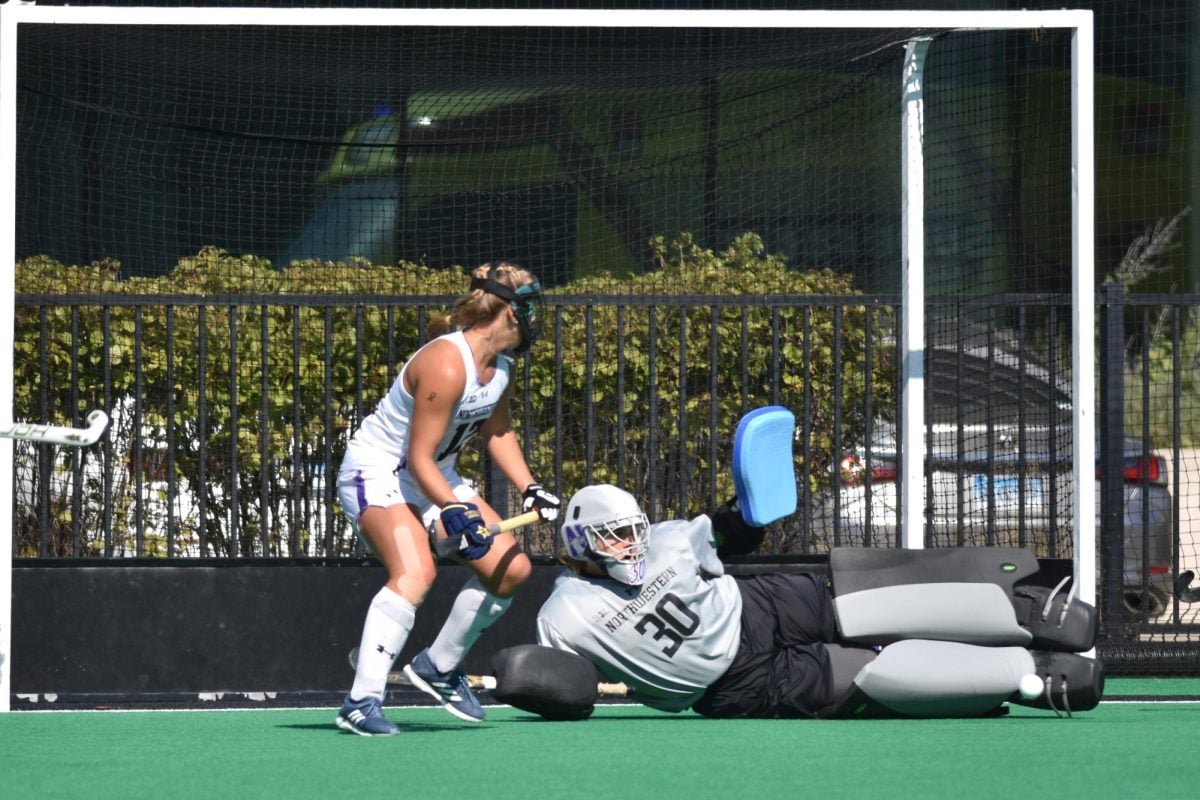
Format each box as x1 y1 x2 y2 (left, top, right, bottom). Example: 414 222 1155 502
536 515 743 712
348 330 512 468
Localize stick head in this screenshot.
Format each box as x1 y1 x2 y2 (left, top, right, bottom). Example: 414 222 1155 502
78 410 110 443
0 409 110 446
1174 570 1196 600
63 410 110 445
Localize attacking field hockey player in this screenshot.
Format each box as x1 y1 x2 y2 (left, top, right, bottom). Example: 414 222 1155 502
334 262 560 736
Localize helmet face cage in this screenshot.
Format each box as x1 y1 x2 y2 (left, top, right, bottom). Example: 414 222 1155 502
560 485 650 586
586 513 650 586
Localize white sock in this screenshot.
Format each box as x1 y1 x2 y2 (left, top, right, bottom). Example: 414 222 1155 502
349 587 417 703
427 577 512 674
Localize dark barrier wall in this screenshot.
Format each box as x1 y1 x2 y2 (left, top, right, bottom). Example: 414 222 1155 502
12 557 1070 700
10 558 827 699
12 560 553 696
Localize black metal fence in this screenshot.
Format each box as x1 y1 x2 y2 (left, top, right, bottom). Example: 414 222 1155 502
10 292 892 555
1098 285 1200 666
12 288 1200 665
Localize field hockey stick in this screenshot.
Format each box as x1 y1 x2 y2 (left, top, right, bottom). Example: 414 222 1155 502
348 646 630 697
0 410 109 447
433 508 543 558
1173 570 1200 603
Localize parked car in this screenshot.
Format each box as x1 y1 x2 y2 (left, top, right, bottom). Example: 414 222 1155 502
814 327 1172 619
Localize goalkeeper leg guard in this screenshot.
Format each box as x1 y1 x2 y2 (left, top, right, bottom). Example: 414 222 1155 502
826 639 1036 718
829 547 1097 650
830 548 1036 646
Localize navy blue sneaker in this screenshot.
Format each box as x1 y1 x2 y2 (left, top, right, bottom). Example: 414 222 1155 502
335 695 400 736
403 648 485 722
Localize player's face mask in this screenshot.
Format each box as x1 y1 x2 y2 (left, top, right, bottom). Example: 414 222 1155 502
585 515 649 586
470 265 543 354
595 524 643 561
507 280 543 354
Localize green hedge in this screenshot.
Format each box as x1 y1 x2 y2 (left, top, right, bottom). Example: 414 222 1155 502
14 233 891 557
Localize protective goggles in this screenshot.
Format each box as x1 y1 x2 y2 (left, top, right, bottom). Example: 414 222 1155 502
470 264 543 352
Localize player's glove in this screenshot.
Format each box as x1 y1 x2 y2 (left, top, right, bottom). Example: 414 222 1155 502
440 502 492 561
522 482 561 522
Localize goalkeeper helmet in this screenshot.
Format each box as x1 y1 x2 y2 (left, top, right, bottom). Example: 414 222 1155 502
559 484 650 586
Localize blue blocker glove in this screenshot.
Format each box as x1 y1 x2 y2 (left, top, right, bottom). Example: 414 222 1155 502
440 502 492 561
522 483 562 522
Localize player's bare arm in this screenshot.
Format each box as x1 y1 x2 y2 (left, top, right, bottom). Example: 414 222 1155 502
480 385 536 490
404 339 468 506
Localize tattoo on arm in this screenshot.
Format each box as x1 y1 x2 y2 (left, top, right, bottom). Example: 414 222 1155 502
425 392 438 403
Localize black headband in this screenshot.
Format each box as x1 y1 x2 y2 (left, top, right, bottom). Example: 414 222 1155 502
469 263 540 302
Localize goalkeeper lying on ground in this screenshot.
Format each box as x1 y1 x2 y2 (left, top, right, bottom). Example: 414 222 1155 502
497 483 1103 720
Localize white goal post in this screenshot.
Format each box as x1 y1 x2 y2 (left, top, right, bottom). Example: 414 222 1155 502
0 6 1094 712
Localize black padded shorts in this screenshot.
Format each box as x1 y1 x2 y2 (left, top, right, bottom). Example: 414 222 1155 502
693 572 841 719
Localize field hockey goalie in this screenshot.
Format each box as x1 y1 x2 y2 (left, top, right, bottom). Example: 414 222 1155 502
493 546 1102 720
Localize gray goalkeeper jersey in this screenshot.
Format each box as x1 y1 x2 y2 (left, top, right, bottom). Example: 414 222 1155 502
536 514 743 712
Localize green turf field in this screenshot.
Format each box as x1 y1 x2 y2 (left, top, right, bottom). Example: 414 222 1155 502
2 678 1194 800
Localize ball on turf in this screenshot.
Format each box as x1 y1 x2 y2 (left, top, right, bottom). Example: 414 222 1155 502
1018 673 1044 700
